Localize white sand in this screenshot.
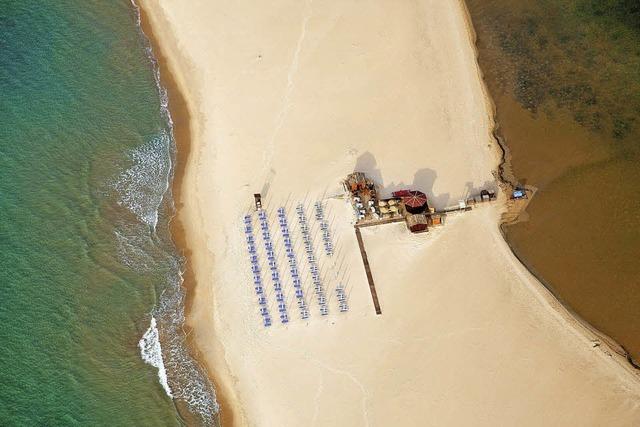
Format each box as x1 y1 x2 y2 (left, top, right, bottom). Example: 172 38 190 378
140 0 640 425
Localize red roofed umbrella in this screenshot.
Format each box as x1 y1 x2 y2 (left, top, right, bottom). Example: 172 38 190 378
402 190 428 214
392 190 412 198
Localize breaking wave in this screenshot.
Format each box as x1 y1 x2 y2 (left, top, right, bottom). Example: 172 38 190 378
109 2 222 425
112 133 217 425
113 131 172 230
155 278 220 420
139 317 173 397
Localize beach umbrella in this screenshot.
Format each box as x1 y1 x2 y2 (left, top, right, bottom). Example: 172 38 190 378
403 191 427 208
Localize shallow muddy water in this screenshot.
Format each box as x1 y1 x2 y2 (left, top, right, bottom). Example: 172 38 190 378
466 0 640 362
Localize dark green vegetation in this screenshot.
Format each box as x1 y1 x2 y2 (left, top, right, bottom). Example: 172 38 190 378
579 0 640 32
473 0 640 142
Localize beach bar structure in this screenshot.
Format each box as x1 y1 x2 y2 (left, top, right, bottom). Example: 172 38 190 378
343 171 496 314
343 172 442 234
344 172 444 314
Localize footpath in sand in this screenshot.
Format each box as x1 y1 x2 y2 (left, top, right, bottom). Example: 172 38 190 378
140 0 640 425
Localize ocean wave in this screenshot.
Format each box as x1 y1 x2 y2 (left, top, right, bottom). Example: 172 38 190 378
139 317 173 397
130 0 173 129
155 282 220 421
113 130 172 230
113 227 156 272
129 1 220 424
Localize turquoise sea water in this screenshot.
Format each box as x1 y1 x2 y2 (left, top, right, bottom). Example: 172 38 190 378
1 1 215 425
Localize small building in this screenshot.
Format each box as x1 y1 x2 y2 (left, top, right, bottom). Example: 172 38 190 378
406 214 429 233
429 214 444 226
480 189 496 202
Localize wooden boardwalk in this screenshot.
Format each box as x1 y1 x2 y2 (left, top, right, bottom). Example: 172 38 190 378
354 227 382 315
356 216 405 229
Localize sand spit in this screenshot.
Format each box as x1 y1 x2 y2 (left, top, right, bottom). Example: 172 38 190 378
139 0 640 425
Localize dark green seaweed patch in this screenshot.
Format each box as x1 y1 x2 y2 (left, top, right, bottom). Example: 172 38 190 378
578 0 640 32
483 0 640 142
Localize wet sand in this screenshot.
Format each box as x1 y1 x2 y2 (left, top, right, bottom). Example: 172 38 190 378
137 6 232 426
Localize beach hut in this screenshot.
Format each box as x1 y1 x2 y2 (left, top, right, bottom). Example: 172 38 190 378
406 214 429 233
480 189 496 202
429 214 443 226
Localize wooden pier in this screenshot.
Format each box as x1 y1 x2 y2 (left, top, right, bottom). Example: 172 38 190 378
354 226 382 315
343 171 498 317
356 216 405 229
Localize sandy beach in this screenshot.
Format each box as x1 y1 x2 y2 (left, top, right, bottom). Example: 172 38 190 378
138 0 640 425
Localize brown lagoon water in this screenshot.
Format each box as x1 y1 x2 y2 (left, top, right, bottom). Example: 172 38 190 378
465 0 640 363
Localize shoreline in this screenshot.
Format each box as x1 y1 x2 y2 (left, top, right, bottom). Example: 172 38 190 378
459 0 640 371
137 0 640 425
135 3 238 425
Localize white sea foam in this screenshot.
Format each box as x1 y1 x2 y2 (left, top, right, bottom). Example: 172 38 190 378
139 317 173 397
113 228 157 271
156 285 220 419
129 1 220 424
113 131 172 230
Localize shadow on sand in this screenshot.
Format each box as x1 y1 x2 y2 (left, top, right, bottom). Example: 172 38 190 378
354 151 496 210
